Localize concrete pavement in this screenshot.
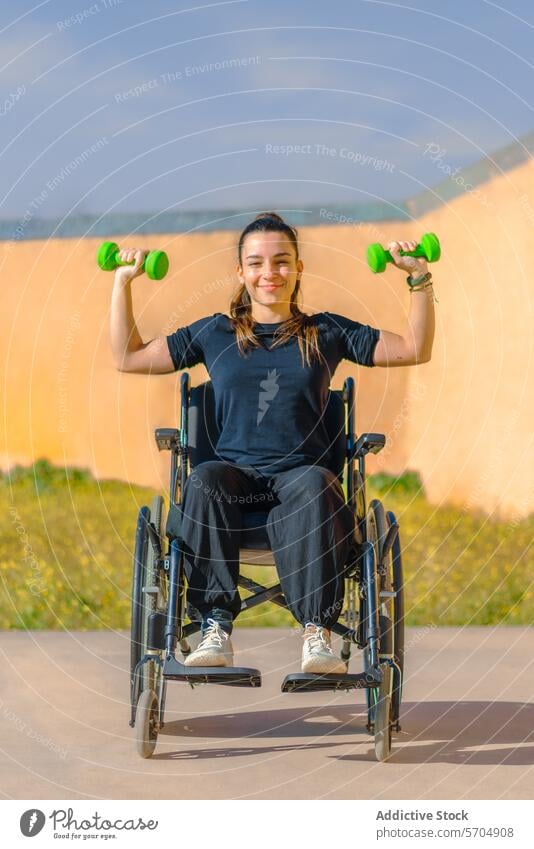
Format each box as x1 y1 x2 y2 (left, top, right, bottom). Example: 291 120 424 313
0 628 533 800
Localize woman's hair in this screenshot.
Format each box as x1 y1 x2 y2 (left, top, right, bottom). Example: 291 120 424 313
229 211 324 367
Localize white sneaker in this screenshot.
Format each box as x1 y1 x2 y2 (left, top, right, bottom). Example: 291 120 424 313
184 619 234 667
301 624 348 674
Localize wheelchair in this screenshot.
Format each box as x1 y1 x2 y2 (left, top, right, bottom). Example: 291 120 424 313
129 372 405 762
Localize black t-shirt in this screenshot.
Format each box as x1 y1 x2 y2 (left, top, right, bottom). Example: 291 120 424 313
166 312 380 474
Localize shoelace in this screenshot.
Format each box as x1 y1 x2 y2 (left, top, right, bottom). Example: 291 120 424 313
198 618 228 649
304 626 333 654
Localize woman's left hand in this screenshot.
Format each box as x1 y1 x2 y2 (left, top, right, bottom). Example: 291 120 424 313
388 239 428 277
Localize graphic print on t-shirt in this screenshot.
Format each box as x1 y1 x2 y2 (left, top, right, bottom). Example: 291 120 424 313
257 368 280 425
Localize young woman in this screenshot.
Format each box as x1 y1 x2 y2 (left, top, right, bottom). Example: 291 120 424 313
110 212 435 673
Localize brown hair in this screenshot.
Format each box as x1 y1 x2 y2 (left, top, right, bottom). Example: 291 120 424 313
229 211 324 367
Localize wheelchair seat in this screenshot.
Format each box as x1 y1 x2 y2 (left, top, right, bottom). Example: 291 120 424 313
186 380 347 564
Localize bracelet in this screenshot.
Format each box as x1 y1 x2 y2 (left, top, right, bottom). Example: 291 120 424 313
407 270 438 302
410 280 439 303
409 280 433 292
406 271 432 289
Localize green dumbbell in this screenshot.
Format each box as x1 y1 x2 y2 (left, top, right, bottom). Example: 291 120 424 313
97 241 169 280
367 232 441 273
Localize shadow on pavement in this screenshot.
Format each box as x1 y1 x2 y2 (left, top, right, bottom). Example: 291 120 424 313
336 701 534 765
153 741 349 761
157 701 534 765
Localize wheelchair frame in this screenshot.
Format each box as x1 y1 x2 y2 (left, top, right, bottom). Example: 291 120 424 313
129 372 405 761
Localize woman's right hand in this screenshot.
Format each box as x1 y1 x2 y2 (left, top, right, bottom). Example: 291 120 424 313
114 247 150 284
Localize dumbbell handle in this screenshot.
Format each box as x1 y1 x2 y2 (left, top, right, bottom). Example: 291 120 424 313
109 248 146 270
382 245 429 264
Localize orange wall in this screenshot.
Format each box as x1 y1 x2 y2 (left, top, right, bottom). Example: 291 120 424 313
1 161 532 519
405 161 534 520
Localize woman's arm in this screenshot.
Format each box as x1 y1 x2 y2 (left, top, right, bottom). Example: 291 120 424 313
110 247 175 374
372 239 435 367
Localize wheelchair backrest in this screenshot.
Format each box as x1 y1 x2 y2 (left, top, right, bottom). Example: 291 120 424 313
187 380 346 481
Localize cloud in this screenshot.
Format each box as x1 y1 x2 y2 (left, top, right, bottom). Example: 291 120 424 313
0 27 60 87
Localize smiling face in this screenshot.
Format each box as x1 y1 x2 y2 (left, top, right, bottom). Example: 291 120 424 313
236 231 304 323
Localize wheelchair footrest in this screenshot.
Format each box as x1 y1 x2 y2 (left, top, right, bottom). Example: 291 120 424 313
281 671 381 693
163 654 261 687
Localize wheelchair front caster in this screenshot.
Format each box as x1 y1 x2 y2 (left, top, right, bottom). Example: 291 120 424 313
135 689 159 758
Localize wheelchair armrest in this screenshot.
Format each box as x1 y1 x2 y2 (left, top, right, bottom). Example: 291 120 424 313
352 432 386 460
154 428 180 451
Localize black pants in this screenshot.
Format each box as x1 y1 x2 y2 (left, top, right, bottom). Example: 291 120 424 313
180 461 356 631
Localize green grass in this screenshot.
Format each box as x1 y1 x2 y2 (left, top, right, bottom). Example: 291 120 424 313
0 460 532 630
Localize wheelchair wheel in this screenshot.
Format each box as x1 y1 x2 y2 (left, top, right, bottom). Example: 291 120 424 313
130 505 150 705
364 499 387 726
135 688 159 758
387 509 405 731
143 495 167 692
364 499 404 761
130 496 166 724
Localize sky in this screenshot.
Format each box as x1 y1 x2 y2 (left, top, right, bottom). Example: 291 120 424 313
1 0 533 223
